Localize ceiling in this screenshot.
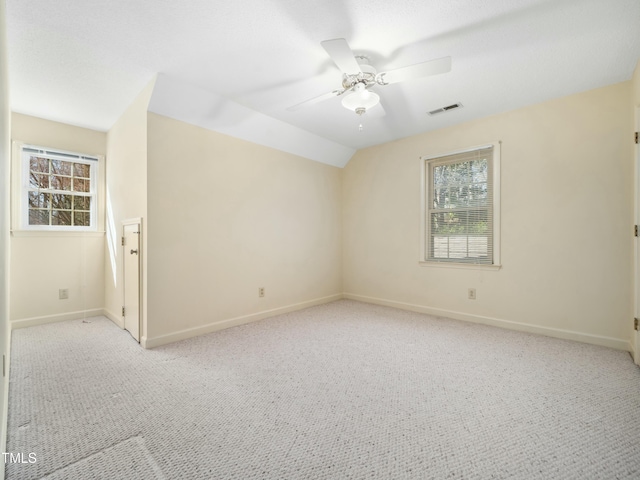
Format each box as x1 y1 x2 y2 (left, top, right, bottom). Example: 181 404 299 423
6 0 640 167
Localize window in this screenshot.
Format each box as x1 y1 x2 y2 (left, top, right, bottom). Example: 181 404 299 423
421 143 500 266
20 145 98 231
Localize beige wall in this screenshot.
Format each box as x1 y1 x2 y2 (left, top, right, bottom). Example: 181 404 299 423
343 81 633 349
145 113 342 344
11 113 106 156
9 114 106 323
104 80 154 334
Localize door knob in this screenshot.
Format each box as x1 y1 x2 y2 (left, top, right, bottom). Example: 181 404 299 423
130 249 138 255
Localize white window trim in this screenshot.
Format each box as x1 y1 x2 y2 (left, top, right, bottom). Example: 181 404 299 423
12 142 104 233
419 141 501 269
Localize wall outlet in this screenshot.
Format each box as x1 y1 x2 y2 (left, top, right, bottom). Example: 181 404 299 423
258 287 265 298
59 288 69 300
468 288 476 300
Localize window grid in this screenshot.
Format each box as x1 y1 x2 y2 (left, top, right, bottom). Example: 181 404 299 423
21 146 98 231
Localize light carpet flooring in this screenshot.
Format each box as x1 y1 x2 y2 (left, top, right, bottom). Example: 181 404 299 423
6 299 640 479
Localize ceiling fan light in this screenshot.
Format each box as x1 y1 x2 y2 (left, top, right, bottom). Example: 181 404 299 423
341 84 380 112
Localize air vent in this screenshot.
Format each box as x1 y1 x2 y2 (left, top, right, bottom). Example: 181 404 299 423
428 102 463 116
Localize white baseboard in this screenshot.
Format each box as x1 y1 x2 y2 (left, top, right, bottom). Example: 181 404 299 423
10 294 631 353
142 294 343 349
11 309 106 330
344 293 631 352
103 309 125 329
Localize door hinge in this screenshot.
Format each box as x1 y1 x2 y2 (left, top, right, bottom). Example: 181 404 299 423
636 225 639 237
121 237 125 246
636 132 639 144
635 318 639 331
122 306 125 317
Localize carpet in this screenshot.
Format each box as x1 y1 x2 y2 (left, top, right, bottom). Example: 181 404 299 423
6 300 640 479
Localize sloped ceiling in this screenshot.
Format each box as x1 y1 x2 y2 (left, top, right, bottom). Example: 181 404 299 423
7 0 640 167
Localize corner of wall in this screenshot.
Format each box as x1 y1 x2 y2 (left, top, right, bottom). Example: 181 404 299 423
104 76 156 344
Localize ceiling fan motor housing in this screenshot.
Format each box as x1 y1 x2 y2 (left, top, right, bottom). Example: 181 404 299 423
342 62 378 90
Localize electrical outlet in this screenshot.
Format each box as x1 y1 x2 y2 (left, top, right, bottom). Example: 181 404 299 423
468 288 476 300
59 288 69 300
258 287 265 298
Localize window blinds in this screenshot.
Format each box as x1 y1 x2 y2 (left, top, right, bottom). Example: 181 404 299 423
427 146 493 264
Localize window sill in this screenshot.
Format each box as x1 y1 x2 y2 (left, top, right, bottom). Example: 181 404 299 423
11 230 105 238
419 261 501 271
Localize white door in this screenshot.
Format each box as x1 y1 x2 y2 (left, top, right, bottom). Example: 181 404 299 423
123 222 140 342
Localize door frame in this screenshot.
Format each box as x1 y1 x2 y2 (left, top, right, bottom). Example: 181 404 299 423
122 217 142 343
635 107 640 364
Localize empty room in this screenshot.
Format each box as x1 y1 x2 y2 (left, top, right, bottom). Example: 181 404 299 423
1 0 640 478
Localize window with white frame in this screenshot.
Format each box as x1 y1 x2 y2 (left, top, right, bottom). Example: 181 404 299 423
422 143 500 265
20 145 98 231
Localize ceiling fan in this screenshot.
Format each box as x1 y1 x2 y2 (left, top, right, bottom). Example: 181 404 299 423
288 38 451 116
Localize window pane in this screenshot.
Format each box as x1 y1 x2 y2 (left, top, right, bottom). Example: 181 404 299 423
30 157 49 173
470 159 487 183
28 192 49 208
447 187 460 208
73 178 90 192
73 163 90 178
432 187 445 209
73 196 91 211
51 210 72 226
433 165 447 187
433 236 449 259
51 194 72 209
431 211 466 234
73 211 90 226
468 209 490 234
51 160 72 176
430 212 446 234
29 209 49 225
468 237 488 259
448 236 468 258
444 186 472 209
469 183 488 207
51 175 72 191
29 172 49 189
436 161 470 188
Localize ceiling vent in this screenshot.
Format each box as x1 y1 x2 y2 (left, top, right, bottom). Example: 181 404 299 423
428 102 463 116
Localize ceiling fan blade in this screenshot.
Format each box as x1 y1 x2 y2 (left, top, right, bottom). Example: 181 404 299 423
321 38 362 75
377 56 451 85
286 89 344 111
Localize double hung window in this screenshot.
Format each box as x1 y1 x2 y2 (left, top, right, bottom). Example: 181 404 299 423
20 145 98 231
422 144 500 266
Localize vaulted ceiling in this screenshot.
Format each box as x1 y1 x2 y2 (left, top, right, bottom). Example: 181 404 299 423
7 0 640 166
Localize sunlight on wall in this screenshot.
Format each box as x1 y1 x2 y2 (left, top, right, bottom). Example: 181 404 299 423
106 188 117 286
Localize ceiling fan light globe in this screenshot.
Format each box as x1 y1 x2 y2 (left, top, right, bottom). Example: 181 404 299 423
341 87 380 112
